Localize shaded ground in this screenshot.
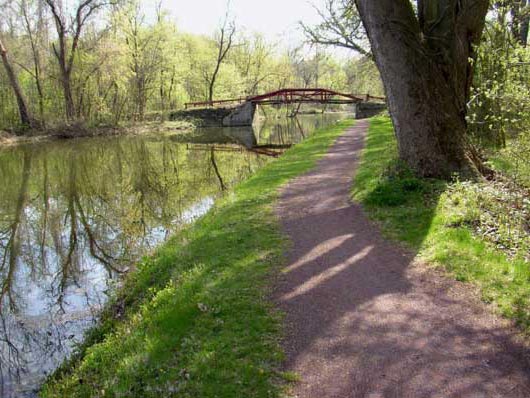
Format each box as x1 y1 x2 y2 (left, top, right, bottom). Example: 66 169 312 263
275 120 530 397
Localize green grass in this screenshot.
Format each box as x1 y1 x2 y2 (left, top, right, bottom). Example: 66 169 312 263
352 116 530 332
41 120 354 398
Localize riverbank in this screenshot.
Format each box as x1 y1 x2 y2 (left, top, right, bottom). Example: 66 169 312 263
352 116 530 332
0 120 194 148
40 120 354 397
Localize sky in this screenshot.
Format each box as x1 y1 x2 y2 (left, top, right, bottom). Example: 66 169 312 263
162 0 325 47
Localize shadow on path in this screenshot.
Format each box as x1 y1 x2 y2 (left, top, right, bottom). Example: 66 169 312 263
274 120 530 397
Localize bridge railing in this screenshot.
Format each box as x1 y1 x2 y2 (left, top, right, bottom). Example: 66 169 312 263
184 97 247 109
184 88 386 109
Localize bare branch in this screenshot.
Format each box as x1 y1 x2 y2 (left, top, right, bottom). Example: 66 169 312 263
300 0 370 56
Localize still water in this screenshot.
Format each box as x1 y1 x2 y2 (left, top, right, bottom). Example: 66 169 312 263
0 113 349 396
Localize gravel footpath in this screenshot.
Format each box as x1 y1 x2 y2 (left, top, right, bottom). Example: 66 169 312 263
274 120 530 397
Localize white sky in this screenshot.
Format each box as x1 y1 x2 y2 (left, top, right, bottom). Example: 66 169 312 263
162 0 324 46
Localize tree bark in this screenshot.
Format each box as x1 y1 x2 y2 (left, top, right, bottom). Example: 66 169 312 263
355 0 489 178
0 37 35 128
61 70 76 120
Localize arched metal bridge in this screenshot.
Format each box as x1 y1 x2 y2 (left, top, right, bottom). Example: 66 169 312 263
184 88 385 109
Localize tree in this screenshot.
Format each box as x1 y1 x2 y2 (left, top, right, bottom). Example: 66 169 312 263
519 1 530 46
493 1 530 46
44 0 115 121
508 0 529 46
206 8 236 103
0 0 361 130
355 0 490 178
301 0 369 56
233 33 274 96
344 57 384 96
20 0 47 122
120 1 168 120
469 2 530 147
0 36 35 127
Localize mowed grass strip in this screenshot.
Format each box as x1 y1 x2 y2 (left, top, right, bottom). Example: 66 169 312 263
41 120 354 398
352 116 530 333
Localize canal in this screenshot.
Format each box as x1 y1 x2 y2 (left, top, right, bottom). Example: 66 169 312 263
0 113 350 397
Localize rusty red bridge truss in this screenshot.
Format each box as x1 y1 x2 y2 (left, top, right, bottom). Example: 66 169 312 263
185 88 385 109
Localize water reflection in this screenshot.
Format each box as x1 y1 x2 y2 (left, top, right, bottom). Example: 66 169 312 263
0 113 349 396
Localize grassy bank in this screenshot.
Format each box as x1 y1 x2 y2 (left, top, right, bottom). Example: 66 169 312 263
41 120 354 397
352 116 530 332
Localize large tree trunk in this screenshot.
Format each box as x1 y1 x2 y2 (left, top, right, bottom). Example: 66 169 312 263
0 38 35 128
355 0 489 178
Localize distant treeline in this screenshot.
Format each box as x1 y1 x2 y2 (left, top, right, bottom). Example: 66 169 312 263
0 0 383 131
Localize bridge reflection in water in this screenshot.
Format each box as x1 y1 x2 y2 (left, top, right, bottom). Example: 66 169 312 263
173 112 351 157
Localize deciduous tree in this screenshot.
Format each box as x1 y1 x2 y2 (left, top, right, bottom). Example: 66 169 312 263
355 0 490 178
0 36 35 127
206 8 236 103
44 0 116 121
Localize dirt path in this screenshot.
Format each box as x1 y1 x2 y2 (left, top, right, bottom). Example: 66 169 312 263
274 120 530 398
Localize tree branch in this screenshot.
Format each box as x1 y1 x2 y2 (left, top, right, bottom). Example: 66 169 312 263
301 0 370 56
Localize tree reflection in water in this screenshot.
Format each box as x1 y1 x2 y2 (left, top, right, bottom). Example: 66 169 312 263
0 136 268 396
0 112 348 396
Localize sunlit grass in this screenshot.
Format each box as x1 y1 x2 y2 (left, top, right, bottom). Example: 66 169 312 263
41 120 354 398
352 116 530 333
